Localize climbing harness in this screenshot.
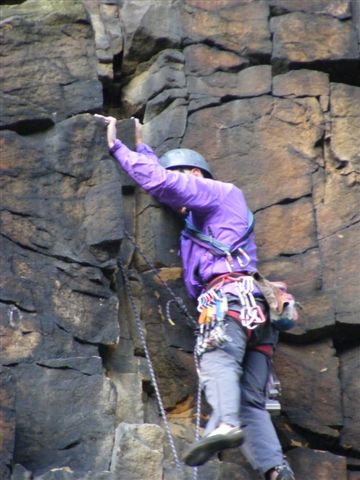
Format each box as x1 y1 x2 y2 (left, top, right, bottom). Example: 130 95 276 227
194 273 266 356
120 231 201 478
232 276 266 330
180 210 298 354
195 287 229 356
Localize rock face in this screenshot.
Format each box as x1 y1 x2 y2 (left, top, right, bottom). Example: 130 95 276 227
0 0 359 479
271 12 358 63
13 359 116 474
0 0 102 129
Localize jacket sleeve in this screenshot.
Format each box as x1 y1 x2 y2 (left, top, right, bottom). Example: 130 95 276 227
110 140 223 213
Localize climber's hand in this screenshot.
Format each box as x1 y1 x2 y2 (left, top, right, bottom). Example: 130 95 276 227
94 114 117 149
94 114 117 126
131 117 142 145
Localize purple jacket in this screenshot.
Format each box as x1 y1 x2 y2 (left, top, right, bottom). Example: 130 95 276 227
110 140 258 299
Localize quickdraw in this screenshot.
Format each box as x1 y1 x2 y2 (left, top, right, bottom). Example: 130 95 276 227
234 276 266 330
195 275 267 356
195 288 230 356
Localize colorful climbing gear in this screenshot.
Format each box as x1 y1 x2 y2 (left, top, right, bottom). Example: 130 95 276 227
120 230 284 477
195 273 266 356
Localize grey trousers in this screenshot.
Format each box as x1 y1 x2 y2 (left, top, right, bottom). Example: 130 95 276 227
199 318 284 474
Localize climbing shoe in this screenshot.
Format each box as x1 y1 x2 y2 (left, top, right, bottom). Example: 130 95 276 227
266 462 295 480
182 424 244 467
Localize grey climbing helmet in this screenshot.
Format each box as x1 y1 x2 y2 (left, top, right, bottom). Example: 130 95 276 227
159 148 213 178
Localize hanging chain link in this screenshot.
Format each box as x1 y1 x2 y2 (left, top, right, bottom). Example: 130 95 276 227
120 230 203 479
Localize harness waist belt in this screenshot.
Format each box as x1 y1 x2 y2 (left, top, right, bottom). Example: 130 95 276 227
205 271 249 292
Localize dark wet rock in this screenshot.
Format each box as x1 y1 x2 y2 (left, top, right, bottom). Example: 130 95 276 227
0 367 15 480
269 0 352 19
0 2 102 126
287 447 347 480
273 341 342 437
13 361 116 475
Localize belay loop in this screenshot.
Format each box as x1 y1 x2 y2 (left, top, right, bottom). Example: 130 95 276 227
118 231 202 479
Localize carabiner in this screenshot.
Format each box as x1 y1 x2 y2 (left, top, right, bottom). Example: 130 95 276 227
236 248 250 268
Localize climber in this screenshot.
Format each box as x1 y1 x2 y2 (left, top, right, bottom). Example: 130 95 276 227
94 114 296 480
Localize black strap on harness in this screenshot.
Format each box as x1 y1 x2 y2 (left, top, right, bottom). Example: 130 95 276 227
182 209 254 257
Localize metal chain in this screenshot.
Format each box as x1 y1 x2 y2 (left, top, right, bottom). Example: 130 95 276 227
118 258 182 469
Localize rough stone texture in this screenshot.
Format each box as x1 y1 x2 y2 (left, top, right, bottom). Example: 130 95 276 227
313 168 359 242
348 472 360 480
353 0 360 45
254 198 317 259
13 360 116 475
319 223 360 326
0 0 102 128
0 3 122 479
329 83 360 176
142 99 188 155
0 303 97 365
184 44 248 76
0 115 124 260
118 0 182 74
182 0 272 57
0 117 121 344
187 65 272 106
273 341 342 437
269 0 352 18
135 191 184 270
33 467 114 480
110 423 164 480
141 270 197 409
1 0 360 479
122 49 186 116
287 448 348 480
11 464 32 480
82 0 123 81
340 346 360 449
0 91 53 133
273 69 330 97
271 12 359 63
0 368 16 480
